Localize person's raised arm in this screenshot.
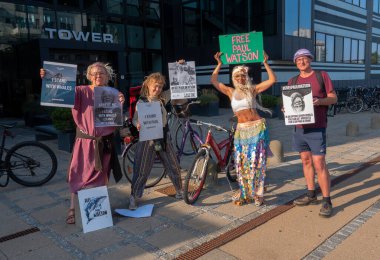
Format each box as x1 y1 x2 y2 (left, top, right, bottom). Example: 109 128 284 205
211 52 233 98
255 52 277 94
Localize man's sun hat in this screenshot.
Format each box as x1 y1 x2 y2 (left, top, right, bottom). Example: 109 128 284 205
293 48 314 63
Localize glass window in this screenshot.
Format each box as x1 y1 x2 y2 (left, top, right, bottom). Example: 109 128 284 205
344 37 351 63
127 52 144 86
0 3 28 42
57 11 81 31
374 0 379 13
184 26 200 47
263 0 277 35
353 0 360 5
145 1 160 20
358 40 365 64
335 36 343 63
360 0 366 8
351 39 358 63
105 22 125 44
28 7 56 39
326 35 334 62
285 0 311 38
371 42 377 64
126 0 140 17
57 0 79 8
315 33 325 62
145 27 161 49
299 0 311 38
107 0 123 15
84 0 103 13
147 52 162 72
126 25 144 48
285 0 298 36
225 0 248 33
377 44 380 64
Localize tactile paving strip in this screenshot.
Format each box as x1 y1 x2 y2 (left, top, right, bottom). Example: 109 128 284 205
176 155 380 260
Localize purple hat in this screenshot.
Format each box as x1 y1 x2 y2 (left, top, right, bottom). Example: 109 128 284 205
293 49 314 63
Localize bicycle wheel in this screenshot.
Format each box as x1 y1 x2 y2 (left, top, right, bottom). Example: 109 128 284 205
226 152 237 182
346 97 364 114
373 95 380 113
122 140 166 188
175 123 202 156
0 168 10 187
6 141 57 186
183 148 209 204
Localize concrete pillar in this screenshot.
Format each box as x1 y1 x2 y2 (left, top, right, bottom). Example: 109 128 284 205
370 115 380 129
267 140 284 165
346 122 359 136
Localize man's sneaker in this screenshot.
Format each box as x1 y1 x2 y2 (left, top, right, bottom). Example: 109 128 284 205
175 191 183 200
319 201 333 217
129 196 137 210
293 195 318 206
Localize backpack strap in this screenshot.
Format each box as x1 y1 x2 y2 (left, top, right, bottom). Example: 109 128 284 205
291 71 326 96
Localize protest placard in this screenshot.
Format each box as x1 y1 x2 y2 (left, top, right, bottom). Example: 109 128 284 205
219 31 264 64
40 61 77 107
94 86 123 127
137 101 163 142
168 61 197 99
282 84 315 125
77 186 113 233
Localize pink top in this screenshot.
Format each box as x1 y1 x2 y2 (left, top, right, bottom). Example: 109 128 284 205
67 85 117 193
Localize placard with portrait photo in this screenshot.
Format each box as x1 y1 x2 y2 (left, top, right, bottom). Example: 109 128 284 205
168 61 197 99
94 86 123 127
282 84 315 125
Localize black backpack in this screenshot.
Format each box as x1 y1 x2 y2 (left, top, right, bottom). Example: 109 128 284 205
290 70 335 117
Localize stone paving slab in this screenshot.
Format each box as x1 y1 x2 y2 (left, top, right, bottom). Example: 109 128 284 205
0 111 380 259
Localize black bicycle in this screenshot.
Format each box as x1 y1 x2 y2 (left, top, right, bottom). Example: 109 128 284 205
0 122 58 187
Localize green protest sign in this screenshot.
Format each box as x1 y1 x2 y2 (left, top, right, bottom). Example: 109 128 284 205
219 32 264 64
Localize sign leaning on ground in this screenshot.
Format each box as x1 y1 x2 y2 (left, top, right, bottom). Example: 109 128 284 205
40 61 77 108
168 61 198 99
219 31 264 64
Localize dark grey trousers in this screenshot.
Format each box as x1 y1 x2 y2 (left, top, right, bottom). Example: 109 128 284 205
131 138 182 198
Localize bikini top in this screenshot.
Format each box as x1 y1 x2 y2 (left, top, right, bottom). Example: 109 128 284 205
230 90 257 113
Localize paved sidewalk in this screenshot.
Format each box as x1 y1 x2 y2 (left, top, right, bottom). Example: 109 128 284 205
0 110 380 259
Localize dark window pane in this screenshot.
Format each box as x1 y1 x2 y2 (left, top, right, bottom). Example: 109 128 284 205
335 36 343 63
326 35 334 62
358 40 365 63
344 37 351 63
145 27 161 49
106 0 123 15
351 39 358 63
84 0 103 12
371 42 377 64
299 0 311 38
57 0 79 7
126 25 144 48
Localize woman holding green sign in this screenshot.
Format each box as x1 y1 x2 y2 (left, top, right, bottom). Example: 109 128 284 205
211 51 276 206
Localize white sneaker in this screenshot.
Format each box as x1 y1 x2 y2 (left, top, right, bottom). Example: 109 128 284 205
129 196 137 210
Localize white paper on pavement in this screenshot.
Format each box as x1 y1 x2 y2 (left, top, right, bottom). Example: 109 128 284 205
115 204 154 218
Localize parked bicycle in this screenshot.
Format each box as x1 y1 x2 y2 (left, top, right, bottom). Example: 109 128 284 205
346 86 380 114
0 122 58 187
183 119 237 205
121 101 203 188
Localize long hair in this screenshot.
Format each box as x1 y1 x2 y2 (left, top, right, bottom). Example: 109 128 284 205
231 65 272 115
140 72 166 98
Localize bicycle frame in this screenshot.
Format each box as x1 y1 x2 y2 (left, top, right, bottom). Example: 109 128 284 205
201 128 234 170
176 118 203 159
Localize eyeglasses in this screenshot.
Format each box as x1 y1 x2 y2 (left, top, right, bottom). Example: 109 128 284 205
295 57 310 63
90 72 106 76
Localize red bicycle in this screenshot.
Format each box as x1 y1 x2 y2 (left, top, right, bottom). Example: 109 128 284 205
183 119 237 204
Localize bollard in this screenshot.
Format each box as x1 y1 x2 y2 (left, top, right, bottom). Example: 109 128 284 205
267 140 284 165
346 121 359 136
370 115 380 129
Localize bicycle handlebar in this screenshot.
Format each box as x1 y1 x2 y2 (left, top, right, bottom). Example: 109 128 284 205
171 101 200 117
189 119 230 133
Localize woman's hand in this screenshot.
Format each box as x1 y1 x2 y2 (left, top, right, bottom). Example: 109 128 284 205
263 51 269 64
214 52 223 65
40 68 45 79
177 59 186 65
136 122 140 131
118 92 125 104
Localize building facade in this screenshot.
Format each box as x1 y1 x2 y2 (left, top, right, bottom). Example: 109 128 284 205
1 0 379 116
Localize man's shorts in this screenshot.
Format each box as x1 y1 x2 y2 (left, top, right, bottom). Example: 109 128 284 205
292 128 326 155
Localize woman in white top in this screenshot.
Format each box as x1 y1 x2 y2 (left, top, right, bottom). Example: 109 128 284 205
211 52 277 206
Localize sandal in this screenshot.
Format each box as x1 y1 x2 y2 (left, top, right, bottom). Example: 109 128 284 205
254 196 264 207
66 208 75 224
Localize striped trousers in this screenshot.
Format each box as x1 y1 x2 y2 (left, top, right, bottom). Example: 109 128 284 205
131 138 182 198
